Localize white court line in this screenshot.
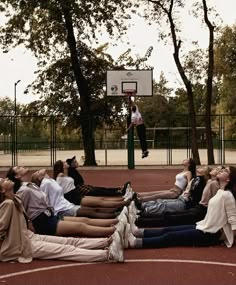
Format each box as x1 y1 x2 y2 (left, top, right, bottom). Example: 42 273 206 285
1 259 236 280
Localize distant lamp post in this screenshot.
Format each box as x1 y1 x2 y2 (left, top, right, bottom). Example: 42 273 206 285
13 79 21 166
14 80 21 116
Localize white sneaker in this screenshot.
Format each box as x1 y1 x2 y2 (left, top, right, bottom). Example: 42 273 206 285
129 200 140 216
129 220 139 235
115 221 125 241
124 223 136 248
108 231 124 262
117 212 128 224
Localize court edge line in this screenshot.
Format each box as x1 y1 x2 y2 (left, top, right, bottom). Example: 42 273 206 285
1 259 236 280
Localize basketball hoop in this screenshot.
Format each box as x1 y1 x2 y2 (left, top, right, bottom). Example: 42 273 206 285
123 89 136 97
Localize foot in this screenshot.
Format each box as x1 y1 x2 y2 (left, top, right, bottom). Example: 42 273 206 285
121 181 131 195
117 211 128 224
142 150 149 159
108 231 124 262
124 223 136 248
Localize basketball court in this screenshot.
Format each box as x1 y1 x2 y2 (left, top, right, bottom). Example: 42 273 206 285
0 168 236 285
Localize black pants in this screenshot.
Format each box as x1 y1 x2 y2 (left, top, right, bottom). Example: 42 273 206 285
136 205 207 227
136 124 148 153
85 186 122 197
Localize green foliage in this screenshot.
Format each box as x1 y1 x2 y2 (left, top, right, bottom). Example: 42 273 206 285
215 24 236 114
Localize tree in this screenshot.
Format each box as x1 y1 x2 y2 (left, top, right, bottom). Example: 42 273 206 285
0 0 133 165
143 0 201 164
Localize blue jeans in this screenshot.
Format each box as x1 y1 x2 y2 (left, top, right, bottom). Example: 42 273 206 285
142 225 221 248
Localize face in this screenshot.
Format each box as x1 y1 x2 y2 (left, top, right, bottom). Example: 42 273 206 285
196 166 207 176
13 166 29 178
182 159 190 167
216 167 230 182
63 162 69 169
0 178 15 195
71 159 79 168
210 166 223 177
32 169 47 181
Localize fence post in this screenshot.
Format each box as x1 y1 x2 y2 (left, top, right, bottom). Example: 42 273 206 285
127 107 135 169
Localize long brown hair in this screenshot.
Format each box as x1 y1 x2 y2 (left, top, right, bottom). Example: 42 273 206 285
53 160 64 180
225 166 236 199
5 167 22 194
0 179 23 212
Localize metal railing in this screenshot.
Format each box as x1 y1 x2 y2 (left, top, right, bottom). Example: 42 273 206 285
0 114 235 167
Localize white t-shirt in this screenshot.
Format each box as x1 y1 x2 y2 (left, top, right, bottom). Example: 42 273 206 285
40 177 74 215
131 105 143 126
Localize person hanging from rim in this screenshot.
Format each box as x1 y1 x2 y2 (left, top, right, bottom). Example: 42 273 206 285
126 96 149 159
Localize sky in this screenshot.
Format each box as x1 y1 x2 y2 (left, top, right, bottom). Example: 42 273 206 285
0 0 236 104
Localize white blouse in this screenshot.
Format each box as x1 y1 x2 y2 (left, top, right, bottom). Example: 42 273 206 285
196 189 236 247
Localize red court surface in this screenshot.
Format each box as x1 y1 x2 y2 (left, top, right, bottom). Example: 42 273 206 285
0 168 236 285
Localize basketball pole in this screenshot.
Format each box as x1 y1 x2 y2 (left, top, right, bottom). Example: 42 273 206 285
127 94 135 170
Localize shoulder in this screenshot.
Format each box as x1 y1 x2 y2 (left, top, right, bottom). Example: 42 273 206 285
0 199 15 211
57 173 65 177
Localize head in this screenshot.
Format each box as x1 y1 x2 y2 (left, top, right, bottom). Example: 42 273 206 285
196 166 212 181
66 156 78 168
0 177 15 204
210 165 225 178
5 166 29 193
31 169 47 187
53 160 68 179
224 166 236 199
183 158 196 178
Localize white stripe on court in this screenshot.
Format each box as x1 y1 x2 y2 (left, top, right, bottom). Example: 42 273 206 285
1 259 236 280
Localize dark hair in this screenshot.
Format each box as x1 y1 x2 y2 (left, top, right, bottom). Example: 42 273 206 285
53 160 64 179
188 158 197 178
131 105 136 112
225 166 236 199
5 167 22 193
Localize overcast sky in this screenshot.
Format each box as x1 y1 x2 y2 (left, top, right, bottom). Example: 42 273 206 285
0 0 236 104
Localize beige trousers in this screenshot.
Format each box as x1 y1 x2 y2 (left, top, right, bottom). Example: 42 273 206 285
28 230 108 262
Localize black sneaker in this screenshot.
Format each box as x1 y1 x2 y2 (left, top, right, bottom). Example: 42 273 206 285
142 151 149 159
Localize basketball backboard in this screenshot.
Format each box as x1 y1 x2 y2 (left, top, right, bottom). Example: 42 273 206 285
106 69 153 96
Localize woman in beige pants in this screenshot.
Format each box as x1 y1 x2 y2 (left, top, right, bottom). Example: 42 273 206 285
0 178 124 263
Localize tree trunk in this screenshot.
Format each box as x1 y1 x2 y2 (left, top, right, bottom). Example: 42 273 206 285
60 2 97 166
166 2 201 164
173 52 201 164
202 0 215 165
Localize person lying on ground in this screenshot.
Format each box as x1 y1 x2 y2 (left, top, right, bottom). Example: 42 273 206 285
124 166 236 249
54 160 132 205
65 156 130 196
133 166 210 217
0 178 124 263
31 168 130 219
136 158 196 201
135 166 224 227
5 166 127 238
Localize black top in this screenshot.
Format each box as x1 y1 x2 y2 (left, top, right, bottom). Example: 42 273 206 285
68 167 84 186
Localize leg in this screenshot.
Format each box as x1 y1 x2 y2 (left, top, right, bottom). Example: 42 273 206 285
63 216 119 227
142 198 186 216
140 225 221 248
137 124 148 153
30 236 108 262
80 196 127 208
77 206 117 218
56 220 115 237
29 230 110 249
86 186 122 197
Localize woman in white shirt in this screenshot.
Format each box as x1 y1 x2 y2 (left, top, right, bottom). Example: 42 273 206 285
125 166 236 248
136 158 196 201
